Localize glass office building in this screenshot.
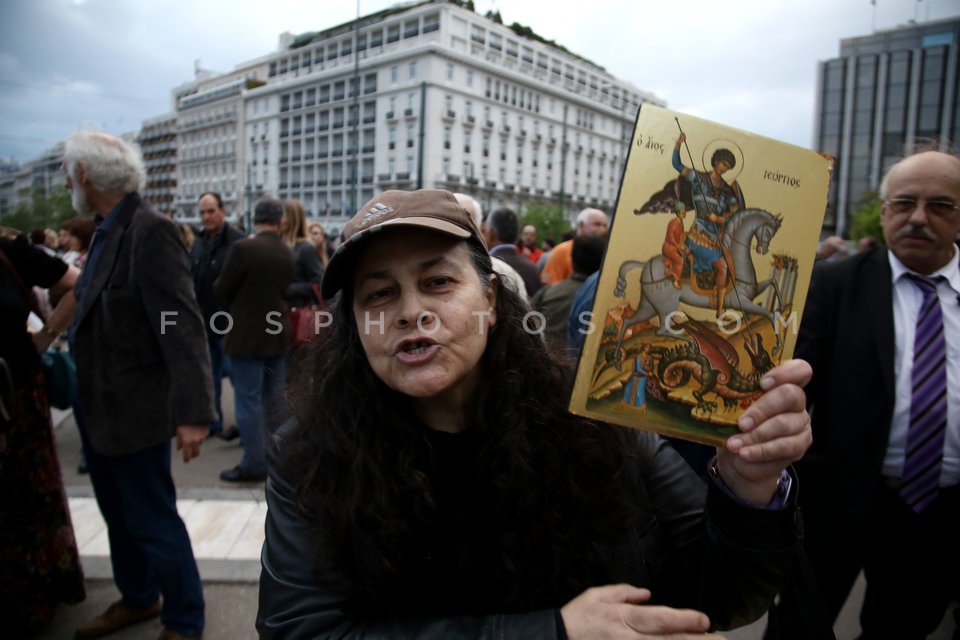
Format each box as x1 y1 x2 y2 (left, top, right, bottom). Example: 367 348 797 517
814 17 959 234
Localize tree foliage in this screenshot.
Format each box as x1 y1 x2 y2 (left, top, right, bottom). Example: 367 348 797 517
1 187 75 234
520 201 570 246
849 189 884 244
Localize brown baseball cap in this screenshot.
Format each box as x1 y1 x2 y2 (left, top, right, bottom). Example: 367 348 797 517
321 189 488 299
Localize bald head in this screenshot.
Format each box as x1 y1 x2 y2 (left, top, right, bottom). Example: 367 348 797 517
453 193 483 229
576 208 609 237
879 150 960 274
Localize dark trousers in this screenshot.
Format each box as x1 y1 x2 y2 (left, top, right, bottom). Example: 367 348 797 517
768 482 959 639
79 426 205 636
207 334 230 434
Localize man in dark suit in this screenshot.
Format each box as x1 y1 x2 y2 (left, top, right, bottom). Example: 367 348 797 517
191 191 244 440
214 198 294 483
482 206 542 298
65 131 215 640
768 150 960 639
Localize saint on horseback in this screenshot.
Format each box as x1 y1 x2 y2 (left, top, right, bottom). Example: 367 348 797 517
673 131 745 316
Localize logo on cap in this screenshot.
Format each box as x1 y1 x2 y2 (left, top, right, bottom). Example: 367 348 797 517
360 202 395 226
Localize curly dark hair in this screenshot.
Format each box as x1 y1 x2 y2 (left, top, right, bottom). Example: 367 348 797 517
710 148 736 170
284 239 641 615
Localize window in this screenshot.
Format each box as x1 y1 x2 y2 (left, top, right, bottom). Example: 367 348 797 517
391 65 398 83
403 19 419 39
409 61 417 79
387 24 400 43
447 63 454 81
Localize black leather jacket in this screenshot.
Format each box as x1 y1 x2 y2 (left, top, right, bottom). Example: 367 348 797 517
257 426 800 639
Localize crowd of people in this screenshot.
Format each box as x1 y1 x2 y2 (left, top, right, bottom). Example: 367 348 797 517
1 128 958 640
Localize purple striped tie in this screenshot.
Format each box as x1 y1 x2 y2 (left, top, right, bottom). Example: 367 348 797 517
900 274 948 513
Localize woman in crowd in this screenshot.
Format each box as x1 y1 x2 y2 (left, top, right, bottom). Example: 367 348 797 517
56 216 96 473
281 199 324 308
308 221 330 268
60 216 96 268
1 229 85 636
257 189 812 639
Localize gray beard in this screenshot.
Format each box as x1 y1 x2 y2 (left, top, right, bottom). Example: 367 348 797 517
71 187 91 215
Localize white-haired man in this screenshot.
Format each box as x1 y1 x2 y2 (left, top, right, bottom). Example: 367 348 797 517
64 131 215 640
540 207 609 284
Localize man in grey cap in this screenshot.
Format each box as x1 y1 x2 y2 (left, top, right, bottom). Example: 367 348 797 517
214 198 294 482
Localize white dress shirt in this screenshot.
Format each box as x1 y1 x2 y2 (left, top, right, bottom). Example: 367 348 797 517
883 247 960 486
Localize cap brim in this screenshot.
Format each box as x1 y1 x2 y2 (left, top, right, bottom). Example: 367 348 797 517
320 217 473 300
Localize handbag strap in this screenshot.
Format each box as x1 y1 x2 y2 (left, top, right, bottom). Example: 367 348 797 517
311 282 324 306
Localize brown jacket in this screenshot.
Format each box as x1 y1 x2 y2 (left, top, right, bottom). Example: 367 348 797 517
214 230 294 358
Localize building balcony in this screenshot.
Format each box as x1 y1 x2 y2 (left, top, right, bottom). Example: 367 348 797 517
385 111 397 121
404 108 415 118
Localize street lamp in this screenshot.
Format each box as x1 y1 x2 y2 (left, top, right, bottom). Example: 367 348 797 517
245 134 263 233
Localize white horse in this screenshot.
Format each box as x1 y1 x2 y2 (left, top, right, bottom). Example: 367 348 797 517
612 208 785 358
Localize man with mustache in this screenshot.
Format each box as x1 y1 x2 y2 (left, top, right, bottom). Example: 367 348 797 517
767 149 960 638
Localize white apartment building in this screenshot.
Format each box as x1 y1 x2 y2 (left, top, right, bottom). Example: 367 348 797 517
169 0 664 231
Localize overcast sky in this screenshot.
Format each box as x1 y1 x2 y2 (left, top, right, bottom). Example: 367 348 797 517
1 0 958 164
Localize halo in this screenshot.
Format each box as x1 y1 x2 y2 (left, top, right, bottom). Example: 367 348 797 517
701 139 745 183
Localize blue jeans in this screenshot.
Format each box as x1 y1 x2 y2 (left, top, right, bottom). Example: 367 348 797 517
78 428 204 636
207 335 230 433
230 355 286 474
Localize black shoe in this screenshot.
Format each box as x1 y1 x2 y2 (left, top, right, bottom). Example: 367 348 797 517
216 426 240 441
219 466 266 483
77 460 88 474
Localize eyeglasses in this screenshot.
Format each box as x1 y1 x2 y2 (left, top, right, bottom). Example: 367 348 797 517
885 198 960 218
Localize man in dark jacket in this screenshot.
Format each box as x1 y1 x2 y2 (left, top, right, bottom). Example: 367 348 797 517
191 191 245 439
483 206 542 298
65 130 215 640
214 199 294 482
